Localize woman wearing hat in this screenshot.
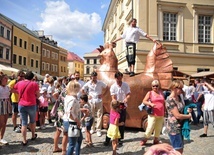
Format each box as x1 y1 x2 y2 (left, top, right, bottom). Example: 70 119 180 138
38 87 50 129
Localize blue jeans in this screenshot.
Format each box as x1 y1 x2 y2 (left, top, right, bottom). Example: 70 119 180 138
18 105 36 126
196 101 203 123
168 133 183 150
67 131 83 155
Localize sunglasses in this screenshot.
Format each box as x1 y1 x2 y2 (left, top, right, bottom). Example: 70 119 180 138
152 85 159 88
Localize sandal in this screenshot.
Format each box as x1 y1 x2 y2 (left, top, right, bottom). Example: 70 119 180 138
140 139 147 146
21 140 28 146
31 134 38 140
53 148 62 153
153 138 162 144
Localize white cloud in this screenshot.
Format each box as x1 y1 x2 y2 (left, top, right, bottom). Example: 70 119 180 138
37 0 102 49
101 4 107 9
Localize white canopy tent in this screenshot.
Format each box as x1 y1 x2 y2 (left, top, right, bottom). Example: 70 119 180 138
0 64 19 75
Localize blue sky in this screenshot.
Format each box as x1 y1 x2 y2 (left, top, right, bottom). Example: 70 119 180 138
0 0 110 58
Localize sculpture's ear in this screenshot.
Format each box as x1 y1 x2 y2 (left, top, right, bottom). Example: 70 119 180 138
97 45 104 53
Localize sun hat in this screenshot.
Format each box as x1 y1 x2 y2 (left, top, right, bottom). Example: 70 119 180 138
40 87 47 94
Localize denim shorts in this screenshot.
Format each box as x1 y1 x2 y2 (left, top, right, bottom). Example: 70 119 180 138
168 133 183 150
12 102 19 113
63 121 69 133
18 105 36 126
85 118 94 131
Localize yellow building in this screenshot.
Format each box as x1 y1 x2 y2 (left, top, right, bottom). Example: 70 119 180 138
2 15 41 73
59 47 68 77
67 52 84 80
102 0 214 75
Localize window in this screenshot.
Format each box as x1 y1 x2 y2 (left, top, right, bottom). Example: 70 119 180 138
23 57 26 65
163 13 177 41
61 66 63 72
86 67 90 74
31 44 34 52
0 26 4 37
42 49 46 57
46 63 50 70
19 56 22 65
0 46 3 58
13 54 17 64
6 49 9 60
19 39 22 47
198 15 211 43
31 59 34 67
86 59 90 64
36 46 39 53
197 68 210 73
7 30 10 40
47 50 50 58
94 59 97 64
24 41 27 49
36 60 38 68
14 36 17 45
42 62 45 70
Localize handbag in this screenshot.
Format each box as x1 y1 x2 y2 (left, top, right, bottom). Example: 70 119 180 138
144 105 153 115
68 124 80 137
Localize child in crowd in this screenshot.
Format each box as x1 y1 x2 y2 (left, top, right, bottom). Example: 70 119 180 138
107 100 124 155
38 87 50 129
80 94 94 147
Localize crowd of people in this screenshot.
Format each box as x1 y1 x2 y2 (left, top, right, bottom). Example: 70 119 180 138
0 70 213 155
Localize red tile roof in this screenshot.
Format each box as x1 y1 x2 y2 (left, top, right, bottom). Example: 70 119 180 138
91 49 100 53
67 52 84 62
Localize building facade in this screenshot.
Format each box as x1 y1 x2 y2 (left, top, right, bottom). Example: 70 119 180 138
39 34 59 77
67 52 84 80
83 49 100 81
102 0 214 75
58 47 69 77
0 14 12 67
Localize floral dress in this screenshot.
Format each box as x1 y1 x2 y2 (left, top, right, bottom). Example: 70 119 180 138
165 96 185 135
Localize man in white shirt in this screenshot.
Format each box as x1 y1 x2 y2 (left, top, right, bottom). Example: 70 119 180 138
113 18 158 77
81 71 107 137
104 71 131 146
74 71 85 99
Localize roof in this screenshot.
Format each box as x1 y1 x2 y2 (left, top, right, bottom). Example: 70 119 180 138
172 70 190 78
0 13 39 38
191 71 214 78
91 49 100 53
67 52 84 62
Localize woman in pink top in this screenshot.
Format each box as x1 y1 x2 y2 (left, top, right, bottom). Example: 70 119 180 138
38 87 50 130
140 80 165 145
107 100 124 155
14 71 40 146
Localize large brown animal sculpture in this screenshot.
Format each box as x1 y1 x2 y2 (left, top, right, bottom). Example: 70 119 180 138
97 43 173 129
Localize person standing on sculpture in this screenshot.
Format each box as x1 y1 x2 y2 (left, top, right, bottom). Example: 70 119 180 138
113 18 158 77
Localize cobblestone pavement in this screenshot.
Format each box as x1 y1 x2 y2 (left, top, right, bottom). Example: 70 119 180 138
1 116 214 155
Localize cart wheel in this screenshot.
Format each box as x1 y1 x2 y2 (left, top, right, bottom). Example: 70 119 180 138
102 113 110 129
141 117 148 131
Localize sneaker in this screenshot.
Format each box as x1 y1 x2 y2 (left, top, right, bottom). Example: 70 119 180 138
129 72 135 77
199 133 207 137
90 130 95 134
97 131 102 137
0 139 8 144
81 127 86 133
15 126 21 133
40 125 46 130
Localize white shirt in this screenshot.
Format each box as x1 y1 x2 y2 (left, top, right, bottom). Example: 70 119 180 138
183 85 193 100
204 91 214 111
110 82 130 103
0 86 10 99
82 80 107 103
121 26 147 43
63 95 80 122
76 79 85 99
